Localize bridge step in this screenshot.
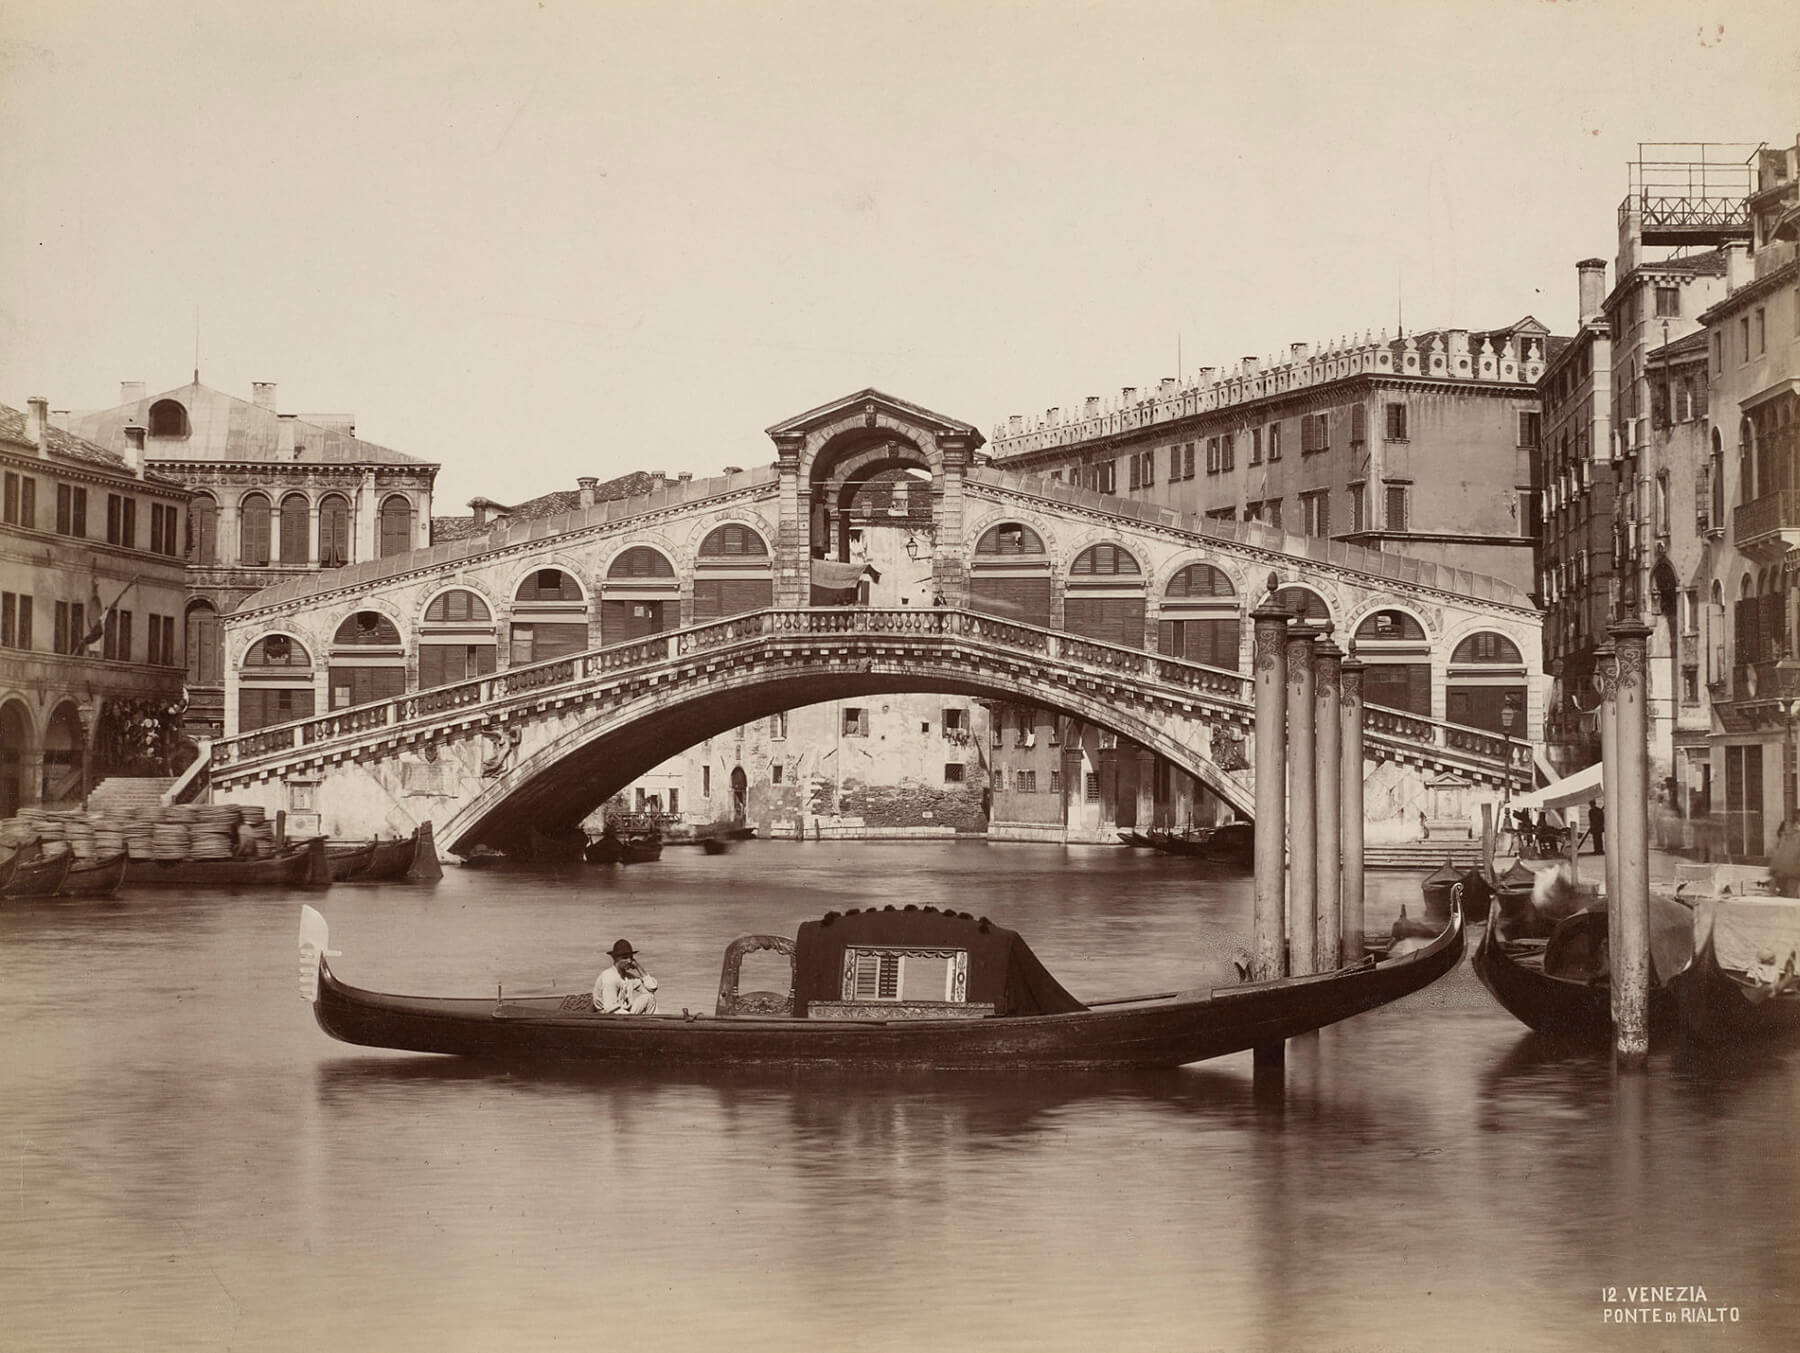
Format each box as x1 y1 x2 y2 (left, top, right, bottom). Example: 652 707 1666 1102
1363 842 1486 871
85 777 179 815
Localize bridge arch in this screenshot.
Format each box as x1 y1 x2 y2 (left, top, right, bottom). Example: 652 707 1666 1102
439 655 1252 852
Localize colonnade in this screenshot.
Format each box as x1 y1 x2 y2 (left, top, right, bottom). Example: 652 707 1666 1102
1249 577 1369 1068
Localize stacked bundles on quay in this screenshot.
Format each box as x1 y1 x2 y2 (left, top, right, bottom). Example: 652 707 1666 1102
0 803 278 863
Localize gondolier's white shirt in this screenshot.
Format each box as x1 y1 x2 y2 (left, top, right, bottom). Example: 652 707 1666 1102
594 963 659 1014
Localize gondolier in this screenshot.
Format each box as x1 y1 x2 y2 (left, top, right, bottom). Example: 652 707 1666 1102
595 940 659 1014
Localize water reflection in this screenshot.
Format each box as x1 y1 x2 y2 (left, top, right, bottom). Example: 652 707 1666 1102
3 842 1798 1352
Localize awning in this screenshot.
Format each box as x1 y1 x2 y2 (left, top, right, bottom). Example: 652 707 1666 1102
1505 761 1603 813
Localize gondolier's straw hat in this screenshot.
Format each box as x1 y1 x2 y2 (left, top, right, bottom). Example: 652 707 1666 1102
610 940 637 959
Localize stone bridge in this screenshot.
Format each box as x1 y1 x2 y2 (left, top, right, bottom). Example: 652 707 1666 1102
208 389 1542 853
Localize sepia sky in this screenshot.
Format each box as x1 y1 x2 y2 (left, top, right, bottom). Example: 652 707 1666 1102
1 0 1796 513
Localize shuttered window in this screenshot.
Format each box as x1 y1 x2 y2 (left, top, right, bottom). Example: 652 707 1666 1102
240 494 271 566
1363 662 1432 716
1064 596 1146 649
318 495 350 567
691 577 773 623
600 599 669 646
968 576 1053 626
378 496 413 558
280 494 309 564
327 665 406 710
510 621 588 664
1158 617 1241 669
418 643 498 689
238 685 315 733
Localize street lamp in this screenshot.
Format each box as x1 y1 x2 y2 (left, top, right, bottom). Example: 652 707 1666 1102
1499 693 1521 820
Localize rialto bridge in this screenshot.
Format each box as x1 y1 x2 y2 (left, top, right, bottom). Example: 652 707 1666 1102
206 390 1543 855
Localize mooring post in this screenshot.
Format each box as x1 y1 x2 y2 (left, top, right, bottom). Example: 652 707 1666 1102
1609 621 1653 1068
1251 588 1292 987
1313 627 1344 971
1286 621 1320 976
1339 649 1366 962
1595 642 1620 978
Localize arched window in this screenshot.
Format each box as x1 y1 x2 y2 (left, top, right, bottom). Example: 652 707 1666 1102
318 494 350 568
694 526 773 623
1273 586 1331 625
1353 608 1431 716
975 523 1046 556
1070 543 1141 576
279 493 309 565
238 634 314 733
328 611 405 709
1450 632 1523 665
512 569 588 663
378 494 413 559
698 525 769 558
185 601 223 687
607 546 676 578
603 548 677 644
186 494 218 565
1160 563 1240 669
1065 543 1146 648
147 399 189 438
969 523 1051 624
239 493 272 566
420 590 497 688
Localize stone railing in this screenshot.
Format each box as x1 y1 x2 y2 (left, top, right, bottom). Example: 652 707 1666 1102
211 606 1517 781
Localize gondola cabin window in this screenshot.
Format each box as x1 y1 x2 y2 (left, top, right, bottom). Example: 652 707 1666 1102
843 948 967 1003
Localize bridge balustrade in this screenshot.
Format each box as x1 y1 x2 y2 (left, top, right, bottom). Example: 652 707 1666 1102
211 606 1526 785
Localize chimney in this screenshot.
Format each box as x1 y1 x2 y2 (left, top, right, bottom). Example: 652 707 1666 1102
26 397 50 457
677 471 692 484
722 465 743 475
1240 356 1260 376
123 425 147 477
577 476 599 508
1085 396 1101 417
1121 387 1136 403
252 382 278 412
278 412 297 457
120 381 146 405
469 497 488 528
1576 258 1607 325
1047 406 1060 425
1290 342 1311 362
1008 414 1023 435
1158 377 1176 394
1724 241 1752 294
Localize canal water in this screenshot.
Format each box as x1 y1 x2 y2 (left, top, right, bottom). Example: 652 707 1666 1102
2 841 1795 1352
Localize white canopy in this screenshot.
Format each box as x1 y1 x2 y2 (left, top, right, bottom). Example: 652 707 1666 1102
1505 761 1603 814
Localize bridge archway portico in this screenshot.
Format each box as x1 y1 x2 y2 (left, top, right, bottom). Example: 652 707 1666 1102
212 388 1546 849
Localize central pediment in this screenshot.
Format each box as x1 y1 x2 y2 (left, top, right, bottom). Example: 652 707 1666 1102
764 388 984 445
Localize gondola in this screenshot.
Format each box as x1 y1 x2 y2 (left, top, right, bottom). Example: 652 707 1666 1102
1471 898 1691 1043
128 837 329 888
1669 900 1800 1046
584 831 662 864
0 850 19 893
0 848 74 899
298 897 1464 1071
1420 858 1464 914
1115 831 1155 848
59 851 128 897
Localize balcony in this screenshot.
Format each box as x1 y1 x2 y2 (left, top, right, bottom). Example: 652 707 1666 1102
1733 489 1800 560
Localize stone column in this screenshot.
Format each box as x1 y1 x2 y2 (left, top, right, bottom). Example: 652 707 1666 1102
1609 620 1654 1067
1250 595 1291 984
1097 745 1119 839
1135 750 1157 833
1339 651 1366 962
1313 630 1343 971
1285 623 1319 976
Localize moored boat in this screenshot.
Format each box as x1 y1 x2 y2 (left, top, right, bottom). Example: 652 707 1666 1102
59 851 128 897
1 849 74 899
1420 858 1463 914
326 842 377 882
298 896 1465 1071
1471 898 1692 1043
1669 898 1800 1046
129 837 329 888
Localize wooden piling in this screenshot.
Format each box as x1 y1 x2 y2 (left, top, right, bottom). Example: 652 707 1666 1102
1285 623 1319 976
1339 652 1366 963
1313 630 1343 971
1608 621 1653 1068
1250 595 1292 986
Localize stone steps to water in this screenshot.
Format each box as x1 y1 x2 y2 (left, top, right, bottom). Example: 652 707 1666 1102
85 777 178 816
1363 841 1485 870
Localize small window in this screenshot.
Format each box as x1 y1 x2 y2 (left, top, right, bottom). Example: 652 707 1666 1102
768 711 788 739
1266 423 1281 461
944 762 965 784
942 707 967 733
843 707 867 737
771 763 784 784
1385 484 1408 532
1350 405 1367 445
1517 412 1541 447
147 399 190 438
1384 402 1408 440
1754 308 1766 356
1084 772 1100 802
1049 768 1063 795
1249 428 1263 465
1300 413 1330 454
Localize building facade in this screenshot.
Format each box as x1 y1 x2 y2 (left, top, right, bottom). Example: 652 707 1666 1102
65 381 438 739
1 398 192 815
1701 134 1800 859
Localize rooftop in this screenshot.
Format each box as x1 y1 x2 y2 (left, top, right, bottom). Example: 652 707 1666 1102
0 400 188 491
